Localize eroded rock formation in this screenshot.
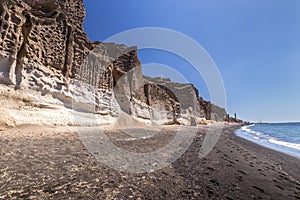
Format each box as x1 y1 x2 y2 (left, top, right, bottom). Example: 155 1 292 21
0 0 230 126
144 76 227 123
0 0 142 117
0 0 92 85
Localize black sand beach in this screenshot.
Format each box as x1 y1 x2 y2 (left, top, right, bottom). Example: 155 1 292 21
0 125 299 199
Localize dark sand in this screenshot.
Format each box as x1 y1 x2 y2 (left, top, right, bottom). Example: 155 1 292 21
0 125 299 199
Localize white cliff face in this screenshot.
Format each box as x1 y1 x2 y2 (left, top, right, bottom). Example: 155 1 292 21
0 0 227 128
0 0 129 119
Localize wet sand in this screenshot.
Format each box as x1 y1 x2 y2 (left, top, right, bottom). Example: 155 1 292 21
0 125 299 199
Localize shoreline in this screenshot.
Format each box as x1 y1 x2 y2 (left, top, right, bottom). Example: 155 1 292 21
0 124 299 199
230 125 300 179
236 124 300 160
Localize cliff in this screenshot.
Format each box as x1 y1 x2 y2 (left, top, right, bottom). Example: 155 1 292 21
0 0 92 84
0 0 139 117
144 76 227 123
0 0 231 127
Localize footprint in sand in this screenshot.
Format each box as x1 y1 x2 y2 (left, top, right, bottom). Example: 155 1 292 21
259 173 266 177
276 185 284 190
236 175 243 182
225 159 235 165
237 170 247 175
252 186 264 193
209 179 220 186
216 150 222 154
226 164 234 168
279 175 289 181
207 167 214 171
206 186 214 197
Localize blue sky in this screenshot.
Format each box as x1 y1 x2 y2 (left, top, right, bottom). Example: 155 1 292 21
83 0 300 123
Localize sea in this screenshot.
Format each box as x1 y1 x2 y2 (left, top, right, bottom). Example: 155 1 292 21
235 123 300 159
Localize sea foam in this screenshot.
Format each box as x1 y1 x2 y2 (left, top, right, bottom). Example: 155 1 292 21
236 123 300 158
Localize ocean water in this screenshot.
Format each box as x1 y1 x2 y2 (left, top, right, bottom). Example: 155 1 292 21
235 123 300 158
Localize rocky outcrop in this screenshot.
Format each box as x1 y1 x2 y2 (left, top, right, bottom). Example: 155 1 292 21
72 43 142 116
0 0 141 117
131 82 181 124
144 76 201 118
0 0 94 112
198 97 227 121
144 76 227 123
0 0 92 85
0 0 232 126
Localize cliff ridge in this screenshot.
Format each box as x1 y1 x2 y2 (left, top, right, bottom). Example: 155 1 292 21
0 0 241 128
